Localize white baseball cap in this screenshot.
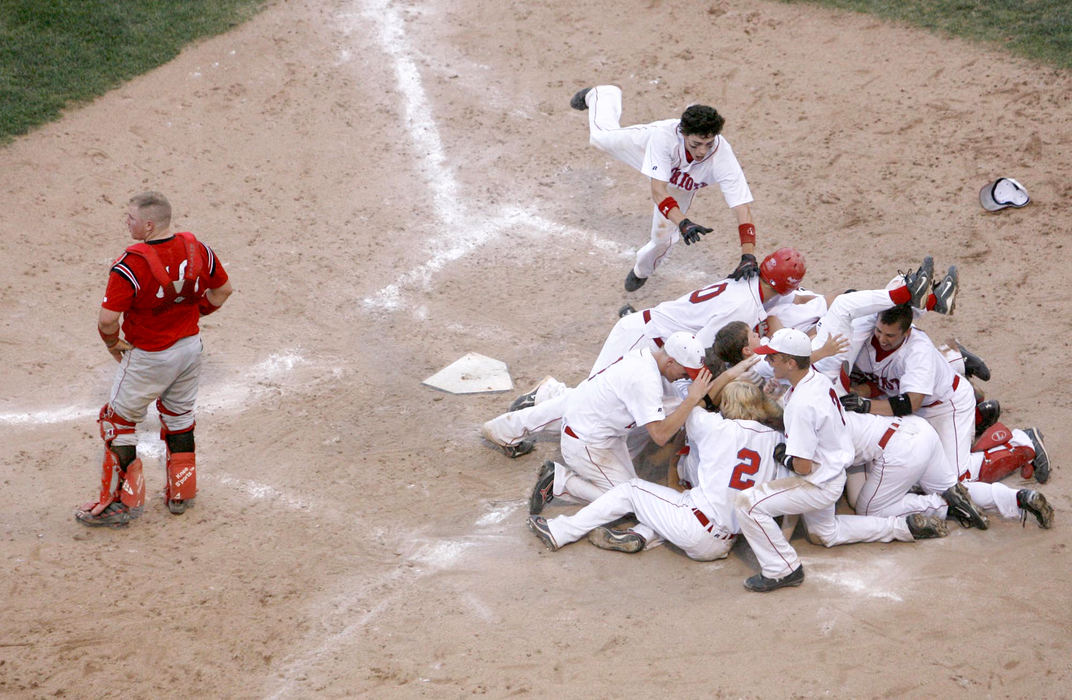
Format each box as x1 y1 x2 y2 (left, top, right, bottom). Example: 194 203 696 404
753 328 812 358
663 332 705 379
979 177 1029 212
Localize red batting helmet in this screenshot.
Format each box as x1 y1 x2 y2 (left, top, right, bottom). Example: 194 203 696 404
759 247 806 295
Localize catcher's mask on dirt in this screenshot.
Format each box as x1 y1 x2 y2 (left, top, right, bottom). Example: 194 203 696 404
759 247 806 296
979 177 1029 212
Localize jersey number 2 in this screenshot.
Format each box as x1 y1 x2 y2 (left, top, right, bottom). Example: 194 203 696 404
728 448 761 490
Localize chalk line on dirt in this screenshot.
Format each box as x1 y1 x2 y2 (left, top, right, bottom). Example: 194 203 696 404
341 0 627 315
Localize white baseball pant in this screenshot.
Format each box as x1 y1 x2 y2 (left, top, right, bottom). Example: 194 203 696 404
546 478 735 561
812 289 892 392
586 85 695 280
853 418 952 518
917 376 976 483
737 472 913 579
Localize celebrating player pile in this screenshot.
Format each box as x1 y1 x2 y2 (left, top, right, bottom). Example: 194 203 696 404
488 225 1054 590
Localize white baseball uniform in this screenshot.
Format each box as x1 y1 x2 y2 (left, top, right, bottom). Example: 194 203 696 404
592 276 773 374
585 85 753 278
546 408 785 560
736 369 915 580
852 326 974 483
846 413 953 518
551 348 667 506
484 277 774 449
810 288 902 392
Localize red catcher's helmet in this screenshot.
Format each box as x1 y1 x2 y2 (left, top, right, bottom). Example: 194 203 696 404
760 248 806 295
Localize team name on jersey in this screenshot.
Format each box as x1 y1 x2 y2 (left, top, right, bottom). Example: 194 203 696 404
669 167 707 192
857 370 899 395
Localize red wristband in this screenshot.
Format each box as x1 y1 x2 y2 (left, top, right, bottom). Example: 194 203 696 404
98 327 120 348
658 196 679 219
738 223 756 246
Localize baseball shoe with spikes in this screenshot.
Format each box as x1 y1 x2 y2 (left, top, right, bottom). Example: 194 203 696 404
932 265 958 314
570 87 593 111
529 460 556 514
508 376 551 412
941 482 989 530
75 501 140 528
744 565 804 593
587 526 646 553
906 513 948 539
956 341 991 381
1017 489 1054 529
618 304 636 318
624 268 647 292
904 256 934 309
1024 427 1050 484
527 515 559 550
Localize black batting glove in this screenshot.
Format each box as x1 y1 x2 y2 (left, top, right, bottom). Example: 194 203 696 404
773 442 794 472
678 218 712 245
729 253 759 280
839 393 871 414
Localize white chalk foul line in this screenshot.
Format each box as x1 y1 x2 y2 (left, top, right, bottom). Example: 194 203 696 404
0 352 310 428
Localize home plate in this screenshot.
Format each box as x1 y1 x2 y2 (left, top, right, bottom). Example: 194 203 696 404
422 353 513 394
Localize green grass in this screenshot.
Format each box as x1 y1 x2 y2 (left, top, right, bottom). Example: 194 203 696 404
779 0 1072 69
0 0 266 143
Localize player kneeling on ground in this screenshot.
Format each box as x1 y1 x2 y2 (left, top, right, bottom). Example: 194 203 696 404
527 379 785 559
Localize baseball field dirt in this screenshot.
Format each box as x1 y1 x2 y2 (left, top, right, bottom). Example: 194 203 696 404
1 0 1070 695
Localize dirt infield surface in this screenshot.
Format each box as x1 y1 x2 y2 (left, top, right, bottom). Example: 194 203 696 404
2 0 1070 695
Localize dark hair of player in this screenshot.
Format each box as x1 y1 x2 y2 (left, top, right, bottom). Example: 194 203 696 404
878 303 914 332
679 105 725 137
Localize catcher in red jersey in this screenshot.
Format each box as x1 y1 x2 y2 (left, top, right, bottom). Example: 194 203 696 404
76 191 233 527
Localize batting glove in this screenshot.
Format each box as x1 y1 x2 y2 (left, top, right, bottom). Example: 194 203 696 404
678 218 712 245
773 443 794 471
729 253 759 280
839 393 871 414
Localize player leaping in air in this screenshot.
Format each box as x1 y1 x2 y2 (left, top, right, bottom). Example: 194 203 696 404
571 85 758 291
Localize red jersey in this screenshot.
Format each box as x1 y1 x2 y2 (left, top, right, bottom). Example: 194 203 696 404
101 232 229 351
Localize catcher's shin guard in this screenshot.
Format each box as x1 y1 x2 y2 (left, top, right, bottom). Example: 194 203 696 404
160 412 197 511
977 447 1034 483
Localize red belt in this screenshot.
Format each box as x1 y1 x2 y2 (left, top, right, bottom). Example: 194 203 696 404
923 375 961 408
564 425 579 439
878 422 901 449
692 508 736 540
641 309 665 347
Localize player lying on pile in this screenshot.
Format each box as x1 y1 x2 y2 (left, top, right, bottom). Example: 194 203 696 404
481 248 810 459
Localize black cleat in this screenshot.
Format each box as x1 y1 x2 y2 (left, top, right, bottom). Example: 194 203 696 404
1017 489 1054 529
906 513 948 539
529 460 556 515
975 399 1001 438
904 256 934 309
956 341 991 381
624 269 647 292
527 515 559 550
501 440 535 459
618 304 636 318
1024 428 1050 484
932 266 959 315
167 498 193 515
569 87 593 111
744 565 804 593
941 482 989 530
587 526 646 553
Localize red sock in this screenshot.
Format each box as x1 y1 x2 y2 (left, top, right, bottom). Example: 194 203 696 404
888 285 911 305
